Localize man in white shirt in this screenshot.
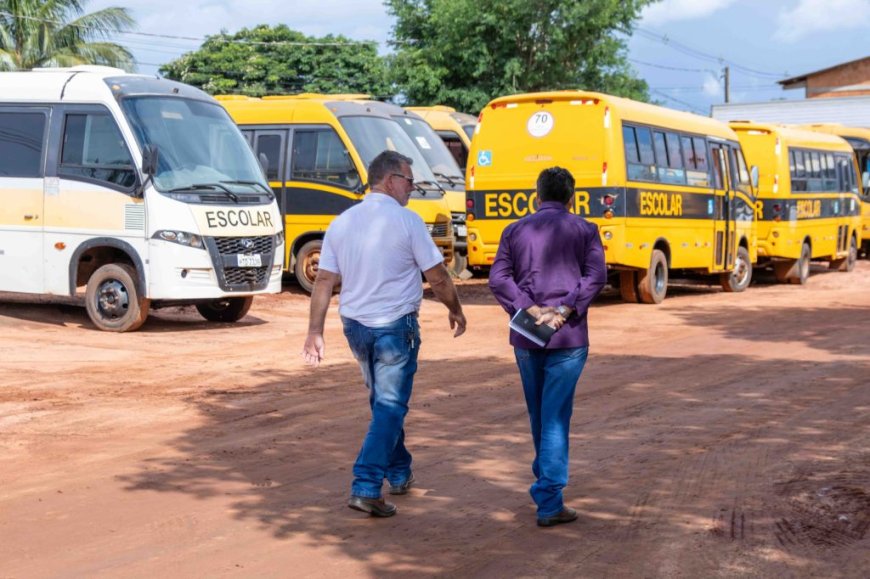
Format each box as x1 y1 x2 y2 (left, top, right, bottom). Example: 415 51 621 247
303 150 466 517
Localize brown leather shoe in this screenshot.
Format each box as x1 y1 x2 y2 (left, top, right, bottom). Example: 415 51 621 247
537 507 578 527
348 495 397 517
388 473 415 495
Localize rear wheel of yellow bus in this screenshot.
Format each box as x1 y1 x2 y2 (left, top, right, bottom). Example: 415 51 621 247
829 236 857 272
637 250 668 304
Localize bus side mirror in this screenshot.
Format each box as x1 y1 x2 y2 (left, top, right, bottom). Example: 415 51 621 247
750 165 759 189
862 171 869 189
142 144 159 176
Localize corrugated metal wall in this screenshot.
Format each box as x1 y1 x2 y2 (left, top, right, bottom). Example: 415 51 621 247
711 96 870 127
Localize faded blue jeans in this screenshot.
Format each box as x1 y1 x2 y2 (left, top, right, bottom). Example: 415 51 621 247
342 313 420 499
514 347 589 517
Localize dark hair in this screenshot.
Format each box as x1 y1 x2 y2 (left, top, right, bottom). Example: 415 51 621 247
537 166 575 204
368 150 414 187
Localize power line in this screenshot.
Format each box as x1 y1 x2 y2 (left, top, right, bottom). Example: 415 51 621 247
629 58 713 74
635 27 787 79
0 11 377 48
649 89 708 115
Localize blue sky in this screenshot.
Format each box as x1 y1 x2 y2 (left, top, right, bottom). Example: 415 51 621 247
92 0 869 115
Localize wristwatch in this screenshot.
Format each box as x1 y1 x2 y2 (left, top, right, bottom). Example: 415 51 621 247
556 305 572 318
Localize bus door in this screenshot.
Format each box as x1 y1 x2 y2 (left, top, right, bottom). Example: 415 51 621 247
0 106 49 293
709 142 735 270
44 106 141 296
723 144 742 268
249 129 288 215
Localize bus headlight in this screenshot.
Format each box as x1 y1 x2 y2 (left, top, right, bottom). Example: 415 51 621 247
153 230 204 249
275 229 285 246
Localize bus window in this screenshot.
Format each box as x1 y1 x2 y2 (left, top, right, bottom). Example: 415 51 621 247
60 113 135 189
257 134 283 181
681 135 708 187
709 143 724 190
792 150 807 192
663 131 687 185
0 111 45 177
626 125 655 182
728 146 752 195
291 128 359 190
824 152 837 190
808 151 822 192
437 130 468 171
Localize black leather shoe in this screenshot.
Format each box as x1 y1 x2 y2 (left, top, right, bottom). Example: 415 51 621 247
389 473 415 495
537 507 578 527
348 495 397 517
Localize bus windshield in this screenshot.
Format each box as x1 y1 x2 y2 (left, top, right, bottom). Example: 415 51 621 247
121 97 267 194
393 116 464 184
339 115 442 197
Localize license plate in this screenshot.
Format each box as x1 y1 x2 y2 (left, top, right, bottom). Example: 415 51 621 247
237 254 262 267
456 225 467 236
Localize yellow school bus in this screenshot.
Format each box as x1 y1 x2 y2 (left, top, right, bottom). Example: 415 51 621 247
731 122 862 282
217 95 454 292
283 96 469 273
466 90 757 303
406 106 478 173
797 124 870 256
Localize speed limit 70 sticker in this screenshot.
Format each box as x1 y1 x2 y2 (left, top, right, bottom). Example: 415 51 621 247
527 111 554 138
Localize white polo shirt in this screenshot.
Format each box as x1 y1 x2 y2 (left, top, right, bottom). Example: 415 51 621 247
318 192 444 327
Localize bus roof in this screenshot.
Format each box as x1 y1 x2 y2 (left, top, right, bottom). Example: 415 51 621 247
730 121 853 151
485 90 738 140
216 94 395 124
797 123 870 144
0 66 213 104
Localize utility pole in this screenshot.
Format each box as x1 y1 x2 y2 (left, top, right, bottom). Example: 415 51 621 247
723 66 730 103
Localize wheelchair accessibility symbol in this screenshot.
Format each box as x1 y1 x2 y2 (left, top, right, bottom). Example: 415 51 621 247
477 150 492 166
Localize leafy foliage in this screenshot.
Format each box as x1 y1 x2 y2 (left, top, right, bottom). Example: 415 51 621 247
386 0 655 112
0 0 134 71
160 25 392 97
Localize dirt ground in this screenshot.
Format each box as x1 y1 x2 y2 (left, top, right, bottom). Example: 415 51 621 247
1 262 868 578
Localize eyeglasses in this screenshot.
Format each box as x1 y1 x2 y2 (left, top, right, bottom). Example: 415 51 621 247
391 173 415 185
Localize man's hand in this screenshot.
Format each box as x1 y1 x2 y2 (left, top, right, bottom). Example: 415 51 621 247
535 310 566 330
302 333 325 367
423 263 466 339
449 310 467 337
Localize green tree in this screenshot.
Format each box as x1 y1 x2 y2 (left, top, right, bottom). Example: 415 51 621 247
0 0 135 71
160 25 392 98
386 0 655 112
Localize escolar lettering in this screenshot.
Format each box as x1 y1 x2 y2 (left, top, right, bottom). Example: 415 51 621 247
639 191 683 217
796 199 821 219
482 190 589 218
205 209 274 229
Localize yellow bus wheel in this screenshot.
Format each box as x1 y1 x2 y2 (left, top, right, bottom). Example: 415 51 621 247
294 239 322 294
637 249 668 304
720 246 752 292
776 243 810 285
619 271 639 303
829 236 857 272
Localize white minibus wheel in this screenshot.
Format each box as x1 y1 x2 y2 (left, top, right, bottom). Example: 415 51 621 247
196 297 254 322
85 263 150 332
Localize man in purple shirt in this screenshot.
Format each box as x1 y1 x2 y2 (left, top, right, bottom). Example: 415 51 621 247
489 167 606 527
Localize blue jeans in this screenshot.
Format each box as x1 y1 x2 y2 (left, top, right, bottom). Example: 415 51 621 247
514 347 589 517
342 313 420 499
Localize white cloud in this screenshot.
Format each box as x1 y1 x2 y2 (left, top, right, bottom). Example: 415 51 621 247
703 73 722 97
774 0 867 42
640 0 739 26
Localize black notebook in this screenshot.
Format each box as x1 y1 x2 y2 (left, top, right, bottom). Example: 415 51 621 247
509 308 557 347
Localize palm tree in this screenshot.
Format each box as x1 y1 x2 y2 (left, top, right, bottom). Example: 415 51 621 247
0 0 135 71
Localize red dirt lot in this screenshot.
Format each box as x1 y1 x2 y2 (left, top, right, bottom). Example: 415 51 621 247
1 262 869 578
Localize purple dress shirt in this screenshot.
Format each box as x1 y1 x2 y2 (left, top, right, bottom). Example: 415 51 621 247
488 201 607 349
